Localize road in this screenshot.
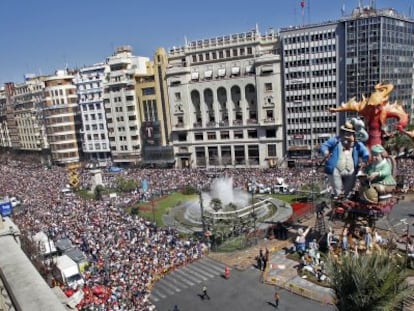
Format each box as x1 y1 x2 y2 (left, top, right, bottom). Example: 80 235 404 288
151 257 334 311
377 196 414 236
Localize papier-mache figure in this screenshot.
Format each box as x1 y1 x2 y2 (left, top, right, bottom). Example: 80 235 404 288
320 122 370 198
350 117 369 143
360 144 396 203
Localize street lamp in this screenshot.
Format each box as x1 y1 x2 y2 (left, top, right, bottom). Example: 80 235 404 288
250 180 257 242
199 189 206 236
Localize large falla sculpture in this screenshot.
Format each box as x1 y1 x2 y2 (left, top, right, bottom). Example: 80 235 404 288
328 83 409 219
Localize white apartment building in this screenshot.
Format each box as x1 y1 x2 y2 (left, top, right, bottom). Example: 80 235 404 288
12 75 49 152
43 70 80 165
166 29 284 168
103 46 149 166
0 88 11 148
280 22 343 160
74 63 111 162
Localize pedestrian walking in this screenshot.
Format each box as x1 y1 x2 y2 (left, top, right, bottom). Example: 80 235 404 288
274 291 280 308
201 285 210 300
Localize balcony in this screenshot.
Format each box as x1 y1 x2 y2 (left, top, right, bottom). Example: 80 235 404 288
206 121 217 127
246 118 258 125
262 117 275 124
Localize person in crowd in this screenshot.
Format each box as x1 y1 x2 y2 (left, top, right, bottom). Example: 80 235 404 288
320 122 370 198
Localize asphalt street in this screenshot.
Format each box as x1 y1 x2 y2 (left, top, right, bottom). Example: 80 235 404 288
377 197 414 235
152 258 334 311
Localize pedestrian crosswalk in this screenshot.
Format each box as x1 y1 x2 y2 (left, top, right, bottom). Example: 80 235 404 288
150 256 226 303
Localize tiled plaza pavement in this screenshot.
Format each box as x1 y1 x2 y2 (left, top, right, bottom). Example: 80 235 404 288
207 235 334 305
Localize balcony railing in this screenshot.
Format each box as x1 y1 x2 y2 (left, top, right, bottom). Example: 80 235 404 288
247 118 258 124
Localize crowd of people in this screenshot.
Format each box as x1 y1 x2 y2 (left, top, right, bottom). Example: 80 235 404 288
1 151 414 310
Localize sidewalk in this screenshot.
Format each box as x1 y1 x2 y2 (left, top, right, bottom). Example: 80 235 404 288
263 249 334 305
208 231 334 305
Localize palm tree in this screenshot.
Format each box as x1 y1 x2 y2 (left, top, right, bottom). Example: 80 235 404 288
326 251 413 311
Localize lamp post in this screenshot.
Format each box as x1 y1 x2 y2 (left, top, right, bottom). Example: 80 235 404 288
199 189 206 237
250 180 257 243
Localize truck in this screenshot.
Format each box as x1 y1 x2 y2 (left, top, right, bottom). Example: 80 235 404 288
53 255 84 289
0 198 12 217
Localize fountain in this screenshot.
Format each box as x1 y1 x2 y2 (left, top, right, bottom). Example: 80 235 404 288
183 176 252 224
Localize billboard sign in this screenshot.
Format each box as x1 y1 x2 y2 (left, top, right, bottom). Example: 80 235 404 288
141 121 161 147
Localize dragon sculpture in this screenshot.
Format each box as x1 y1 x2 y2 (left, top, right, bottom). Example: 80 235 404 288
329 83 409 149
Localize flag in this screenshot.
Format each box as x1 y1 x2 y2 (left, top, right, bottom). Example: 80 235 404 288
300 0 305 8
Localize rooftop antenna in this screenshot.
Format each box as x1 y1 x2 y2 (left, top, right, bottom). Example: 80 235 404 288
341 0 346 16
184 36 188 46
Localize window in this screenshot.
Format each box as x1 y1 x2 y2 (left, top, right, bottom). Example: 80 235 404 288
142 88 155 96
234 131 243 139
265 83 273 91
178 133 187 141
220 131 230 139
266 129 276 138
207 132 216 140
247 130 257 138
268 144 277 157
194 133 203 141
175 92 181 100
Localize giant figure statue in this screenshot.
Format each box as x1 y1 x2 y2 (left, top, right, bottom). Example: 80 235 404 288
326 83 409 215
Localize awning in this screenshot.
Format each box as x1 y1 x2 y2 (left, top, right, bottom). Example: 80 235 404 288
218 68 226 77
204 70 213 78
261 65 273 74
245 65 254 73
231 67 240 75
191 72 199 80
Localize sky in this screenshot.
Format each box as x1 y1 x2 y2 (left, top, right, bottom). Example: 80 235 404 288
0 0 412 85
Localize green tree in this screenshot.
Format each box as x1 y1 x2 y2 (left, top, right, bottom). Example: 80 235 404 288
326 251 413 311
115 176 138 193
